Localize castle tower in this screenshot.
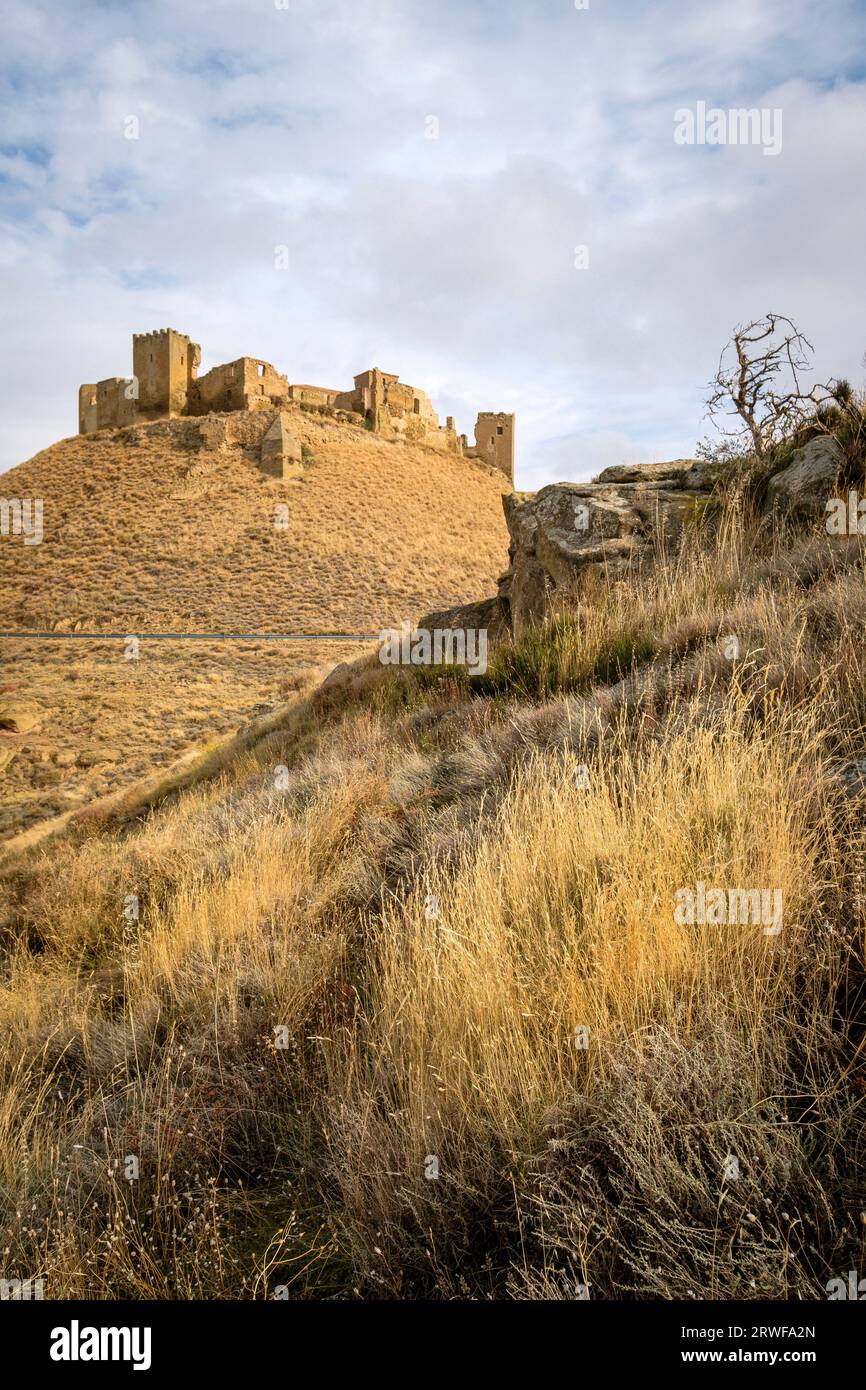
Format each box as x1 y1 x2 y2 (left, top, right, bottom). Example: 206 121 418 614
473 412 514 483
132 328 200 418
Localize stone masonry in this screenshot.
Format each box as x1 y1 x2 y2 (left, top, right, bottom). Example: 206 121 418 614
78 329 514 480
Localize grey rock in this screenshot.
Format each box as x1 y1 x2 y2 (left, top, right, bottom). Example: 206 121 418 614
498 472 715 637
594 459 697 485
765 436 843 519
416 595 509 645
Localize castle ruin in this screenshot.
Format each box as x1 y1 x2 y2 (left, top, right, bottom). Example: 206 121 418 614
78 330 514 482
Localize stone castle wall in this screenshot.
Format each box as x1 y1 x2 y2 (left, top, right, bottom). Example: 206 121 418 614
78 330 514 479
467 412 515 483
192 357 289 415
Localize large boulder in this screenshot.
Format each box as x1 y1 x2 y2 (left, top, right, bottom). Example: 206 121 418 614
765 436 843 520
498 467 714 637
0 697 41 733
681 457 731 491
0 697 42 777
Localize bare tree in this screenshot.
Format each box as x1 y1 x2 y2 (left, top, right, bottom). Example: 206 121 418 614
705 313 828 461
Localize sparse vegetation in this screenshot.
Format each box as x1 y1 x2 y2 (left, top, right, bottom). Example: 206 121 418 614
1 491 864 1299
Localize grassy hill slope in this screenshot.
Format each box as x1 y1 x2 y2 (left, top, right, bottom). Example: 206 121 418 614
1 499 864 1299
0 412 510 839
0 411 510 634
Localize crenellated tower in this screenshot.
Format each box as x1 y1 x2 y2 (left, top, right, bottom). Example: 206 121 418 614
132 328 200 418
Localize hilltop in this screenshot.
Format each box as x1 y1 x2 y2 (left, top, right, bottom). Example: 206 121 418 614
1 409 509 635
0 407 510 840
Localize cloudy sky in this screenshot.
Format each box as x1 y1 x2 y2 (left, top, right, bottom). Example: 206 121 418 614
1 0 865 486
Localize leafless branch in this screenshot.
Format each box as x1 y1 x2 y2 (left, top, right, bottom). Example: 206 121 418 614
705 313 828 460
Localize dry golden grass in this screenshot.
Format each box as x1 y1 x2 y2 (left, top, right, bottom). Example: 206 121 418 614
0 500 863 1299
0 637 360 841
0 409 509 838
0 411 509 634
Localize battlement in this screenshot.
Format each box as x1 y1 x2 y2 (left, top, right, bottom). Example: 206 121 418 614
78 331 514 477
133 328 191 338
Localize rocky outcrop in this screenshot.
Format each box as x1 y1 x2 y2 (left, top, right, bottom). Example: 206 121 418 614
0 698 42 734
408 460 713 643
0 696 43 775
765 436 843 520
416 438 847 645
497 464 715 637
593 459 697 485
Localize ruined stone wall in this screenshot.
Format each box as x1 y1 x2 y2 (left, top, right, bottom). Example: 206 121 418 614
380 379 438 426
239 358 289 407
339 368 447 443
196 410 276 452
96 378 137 430
78 379 136 432
192 362 233 414
288 384 339 407
76 332 513 468
345 368 400 425
384 381 417 416
192 358 288 414
400 416 461 452
78 385 98 434
434 421 463 454
471 412 515 483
